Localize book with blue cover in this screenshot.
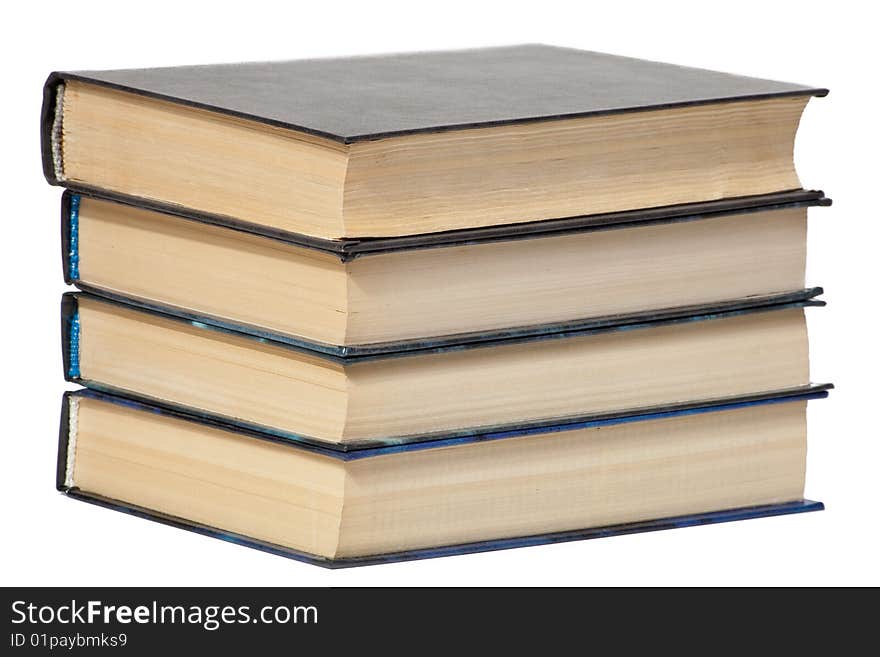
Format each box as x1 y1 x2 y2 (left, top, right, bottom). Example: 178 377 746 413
62 289 824 449
57 387 829 567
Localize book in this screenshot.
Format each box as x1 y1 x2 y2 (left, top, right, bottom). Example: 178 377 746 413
63 291 822 448
57 387 828 566
64 189 829 348
42 45 827 239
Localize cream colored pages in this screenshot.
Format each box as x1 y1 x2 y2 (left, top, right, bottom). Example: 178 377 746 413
76 194 807 346
74 296 810 443
67 395 807 559
60 81 806 238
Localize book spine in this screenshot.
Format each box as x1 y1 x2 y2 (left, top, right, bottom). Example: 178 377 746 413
56 392 75 491
61 191 80 284
61 293 81 382
41 73 66 186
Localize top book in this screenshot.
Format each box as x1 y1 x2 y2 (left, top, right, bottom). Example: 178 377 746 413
42 44 826 240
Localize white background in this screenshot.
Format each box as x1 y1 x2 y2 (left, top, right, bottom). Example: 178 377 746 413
1 0 876 586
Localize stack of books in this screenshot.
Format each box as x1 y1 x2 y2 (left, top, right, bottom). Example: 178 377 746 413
43 45 831 567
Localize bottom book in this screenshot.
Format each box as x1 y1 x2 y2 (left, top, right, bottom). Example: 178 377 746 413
57 387 829 567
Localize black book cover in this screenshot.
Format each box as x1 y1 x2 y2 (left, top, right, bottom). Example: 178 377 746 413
42 44 827 184
43 45 830 248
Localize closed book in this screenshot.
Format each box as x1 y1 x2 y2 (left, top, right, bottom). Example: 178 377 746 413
63 290 823 449
58 388 828 566
63 189 829 349
43 45 827 239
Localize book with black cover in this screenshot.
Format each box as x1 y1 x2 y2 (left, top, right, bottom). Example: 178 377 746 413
42 44 827 150
61 188 830 349
43 45 828 239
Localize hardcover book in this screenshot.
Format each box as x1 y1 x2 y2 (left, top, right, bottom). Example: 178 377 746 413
63 189 829 348
63 290 823 448
42 45 827 239
57 388 829 566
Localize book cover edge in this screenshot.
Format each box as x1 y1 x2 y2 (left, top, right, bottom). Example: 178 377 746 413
56 391 72 491
61 185 831 259
44 68 828 145
60 189 80 284
67 287 826 362
40 72 63 185
61 292 80 382
59 489 825 569
65 385 833 458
